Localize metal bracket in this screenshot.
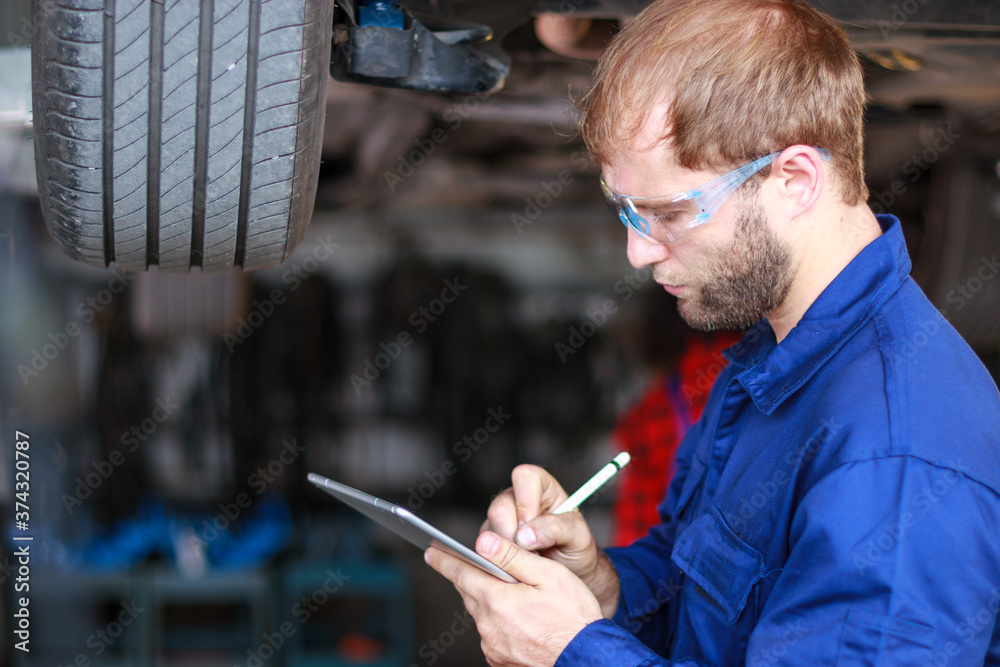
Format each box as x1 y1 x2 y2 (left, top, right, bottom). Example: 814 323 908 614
332 0 508 95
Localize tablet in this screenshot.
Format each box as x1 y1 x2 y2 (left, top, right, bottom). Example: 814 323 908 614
307 473 519 584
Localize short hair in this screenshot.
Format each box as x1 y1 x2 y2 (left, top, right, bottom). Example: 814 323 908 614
577 0 869 205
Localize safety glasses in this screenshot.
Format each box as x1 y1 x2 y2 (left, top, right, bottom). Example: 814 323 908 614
601 148 831 244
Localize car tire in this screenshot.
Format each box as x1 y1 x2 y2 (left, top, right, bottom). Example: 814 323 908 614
31 0 333 273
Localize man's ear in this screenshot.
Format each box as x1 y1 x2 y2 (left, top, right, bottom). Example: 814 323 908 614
770 145 826 218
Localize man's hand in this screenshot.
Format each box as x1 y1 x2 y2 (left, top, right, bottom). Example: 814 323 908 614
425 531 603 667
484 464 620 617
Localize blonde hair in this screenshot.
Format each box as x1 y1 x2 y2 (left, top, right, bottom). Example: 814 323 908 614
577 0 868 204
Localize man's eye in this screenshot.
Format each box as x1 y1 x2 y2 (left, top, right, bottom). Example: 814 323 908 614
649 209 683 224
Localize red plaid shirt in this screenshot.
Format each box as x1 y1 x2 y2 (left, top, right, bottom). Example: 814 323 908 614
612 332 739 546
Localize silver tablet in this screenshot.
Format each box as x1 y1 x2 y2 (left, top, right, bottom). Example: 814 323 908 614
307 472 519 584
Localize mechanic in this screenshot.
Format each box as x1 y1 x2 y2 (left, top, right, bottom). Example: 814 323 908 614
425 0 1000 664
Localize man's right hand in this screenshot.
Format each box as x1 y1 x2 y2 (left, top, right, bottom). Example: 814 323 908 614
483 464 621 618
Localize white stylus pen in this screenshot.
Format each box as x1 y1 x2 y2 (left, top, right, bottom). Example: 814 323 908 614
552 452 631 514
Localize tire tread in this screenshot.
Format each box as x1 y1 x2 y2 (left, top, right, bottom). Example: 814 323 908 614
32 0 333 273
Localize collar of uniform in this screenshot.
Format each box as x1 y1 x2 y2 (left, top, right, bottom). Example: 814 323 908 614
724 214 911 415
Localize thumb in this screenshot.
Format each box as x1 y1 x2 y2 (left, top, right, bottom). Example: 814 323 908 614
476 531 552 585
514 511 582 552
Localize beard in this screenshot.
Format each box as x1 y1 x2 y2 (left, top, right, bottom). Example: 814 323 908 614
675 195 793 332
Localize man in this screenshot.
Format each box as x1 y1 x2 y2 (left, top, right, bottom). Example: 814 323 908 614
425 0 1000 664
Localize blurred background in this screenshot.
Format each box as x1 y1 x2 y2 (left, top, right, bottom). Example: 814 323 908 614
1 0 999 665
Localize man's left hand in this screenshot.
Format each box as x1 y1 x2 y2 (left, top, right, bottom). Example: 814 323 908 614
425 530 604 667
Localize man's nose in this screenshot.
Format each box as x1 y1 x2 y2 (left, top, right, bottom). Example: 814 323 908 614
626 226 670 269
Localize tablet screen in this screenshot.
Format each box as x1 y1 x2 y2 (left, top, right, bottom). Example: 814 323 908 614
308 473 519 583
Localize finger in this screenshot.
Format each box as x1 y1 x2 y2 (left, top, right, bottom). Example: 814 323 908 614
485 488 518 540
514 510 585 552
510 465 567 527
476 530 555 586
424 546 494 601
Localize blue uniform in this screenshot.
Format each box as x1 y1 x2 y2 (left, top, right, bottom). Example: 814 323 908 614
557 216 1000 666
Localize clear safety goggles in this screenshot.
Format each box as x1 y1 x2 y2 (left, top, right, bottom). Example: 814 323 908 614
601 148 831 244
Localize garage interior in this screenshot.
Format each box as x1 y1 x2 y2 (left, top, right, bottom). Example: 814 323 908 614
1 0 999 665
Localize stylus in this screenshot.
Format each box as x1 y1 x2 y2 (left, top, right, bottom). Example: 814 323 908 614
552 452 631 514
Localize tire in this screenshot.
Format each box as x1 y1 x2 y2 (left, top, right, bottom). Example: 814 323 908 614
31 0 333 273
